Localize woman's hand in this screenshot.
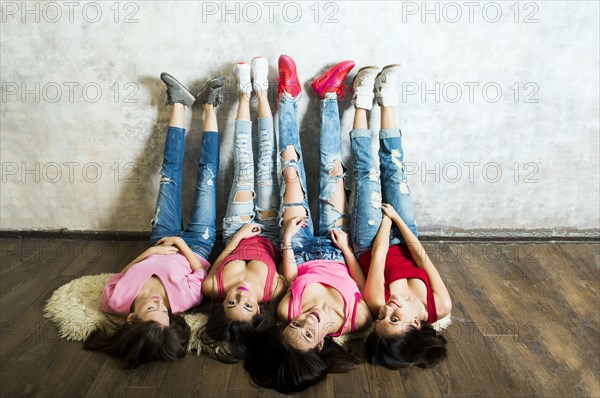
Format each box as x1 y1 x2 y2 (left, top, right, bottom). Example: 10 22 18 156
284 216 308 241
151 245 179 255
381 203 400 222
330 229 350 251
236 223 262 240
157 236 182 247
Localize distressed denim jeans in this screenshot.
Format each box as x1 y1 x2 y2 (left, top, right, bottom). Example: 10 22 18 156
278 96 347 265
150 127 220 260
350 128 418 258
222 117 279 245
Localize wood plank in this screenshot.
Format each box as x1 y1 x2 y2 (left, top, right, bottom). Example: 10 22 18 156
0 333 62 396
363 364 406 398
226 359 271 397
398 367 442 398
50 344 108 398
1 239 86 299
126 361 168 389
83 356 129 398
161 353 233 398
443 244 533 396
468 243 590 397
331 363 370 396
0 238 597 398
10 384 58 398
0 238 41 275
556 243 599 280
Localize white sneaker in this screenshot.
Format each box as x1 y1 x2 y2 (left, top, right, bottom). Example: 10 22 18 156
234 62 252 95
351 66 380 110
374 64 401 107
251 56 269 93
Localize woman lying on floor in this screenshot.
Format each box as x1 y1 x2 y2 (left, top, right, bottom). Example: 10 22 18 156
243 55 372 394
200 57 288 362
349 65 452 369
84 73 224 368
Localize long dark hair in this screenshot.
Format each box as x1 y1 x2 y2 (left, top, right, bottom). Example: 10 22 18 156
201 276 287 363
83 313 191 368
243 325 360 394
199 304 268 363
364 322 447 369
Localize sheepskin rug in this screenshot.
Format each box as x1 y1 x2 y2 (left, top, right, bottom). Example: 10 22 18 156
44 274 451 357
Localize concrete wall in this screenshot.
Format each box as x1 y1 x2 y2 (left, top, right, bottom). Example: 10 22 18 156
1 1 599 236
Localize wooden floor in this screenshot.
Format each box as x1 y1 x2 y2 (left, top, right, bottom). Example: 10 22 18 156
0 237 598 397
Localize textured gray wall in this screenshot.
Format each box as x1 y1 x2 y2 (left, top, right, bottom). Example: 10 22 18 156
1 1 599 236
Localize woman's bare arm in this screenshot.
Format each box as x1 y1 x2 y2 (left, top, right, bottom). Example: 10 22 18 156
363 216 392 315
382 203 452 317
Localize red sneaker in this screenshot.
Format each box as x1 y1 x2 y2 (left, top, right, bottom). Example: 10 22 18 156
311 60 355 100
278 54 302 101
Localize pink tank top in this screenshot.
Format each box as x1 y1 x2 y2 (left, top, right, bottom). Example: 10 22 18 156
216 236 279 302
287 260 360 337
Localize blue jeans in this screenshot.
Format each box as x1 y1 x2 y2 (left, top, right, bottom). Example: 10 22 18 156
222 117 279 245
150 127 220 260
350 128 418 258
278 96 347 265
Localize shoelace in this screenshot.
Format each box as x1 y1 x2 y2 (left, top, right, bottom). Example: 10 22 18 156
336 83 353 102
275 76 302 104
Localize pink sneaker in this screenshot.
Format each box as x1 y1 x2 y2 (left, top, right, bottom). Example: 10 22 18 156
311 60 355 100
278 54 302 101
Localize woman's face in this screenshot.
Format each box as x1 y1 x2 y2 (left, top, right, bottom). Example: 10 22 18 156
223 283 260 321
131 295 170 326
375 294 422 337
283 310 329 351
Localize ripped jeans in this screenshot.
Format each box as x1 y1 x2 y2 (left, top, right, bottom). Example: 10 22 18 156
222 117 279 245
350 128 418 258
150 127 219 260
278 96 348 265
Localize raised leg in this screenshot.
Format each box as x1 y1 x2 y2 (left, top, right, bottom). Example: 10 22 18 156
222 94 255 244
278 95 314 235
182 104 220 258
255 88 279 243
317 97 348 236
150 103 186 243
349 108 383 257
379 106 418 241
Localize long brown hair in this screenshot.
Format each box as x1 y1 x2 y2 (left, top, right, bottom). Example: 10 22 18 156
83 312 191 368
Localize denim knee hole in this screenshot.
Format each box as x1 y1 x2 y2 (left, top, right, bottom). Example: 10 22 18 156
368 168 380 182
233 190 255 203
258 210 278 220
200 167 216 186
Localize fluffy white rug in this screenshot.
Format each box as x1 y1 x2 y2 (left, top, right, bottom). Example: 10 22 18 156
44 274 451 356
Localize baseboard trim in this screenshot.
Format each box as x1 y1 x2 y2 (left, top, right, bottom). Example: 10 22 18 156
0 229 598 242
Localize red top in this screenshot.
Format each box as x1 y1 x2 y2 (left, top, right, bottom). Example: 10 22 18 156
216 236 279 302
359 244 437 323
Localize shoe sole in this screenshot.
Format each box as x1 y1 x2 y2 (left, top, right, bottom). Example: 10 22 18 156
160 72 195 105
382 64 401 71
251 57 269 84
195 77 225 100
352 66 381 85
377 64 402 79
